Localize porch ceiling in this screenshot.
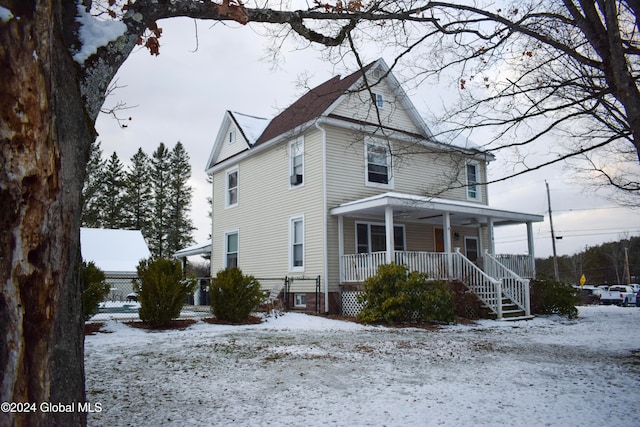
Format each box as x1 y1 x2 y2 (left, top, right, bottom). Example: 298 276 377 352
329 192 544 227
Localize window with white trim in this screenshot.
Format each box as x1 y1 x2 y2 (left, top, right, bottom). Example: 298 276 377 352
290 216 304 270
294 293 306 308
225 168 238 207
464 236 479 262
289 137 304 187
466 162 480 201
356 222 405 253
228 129 235 144
365 139 392 187
225 231 238 268
372 92 384 108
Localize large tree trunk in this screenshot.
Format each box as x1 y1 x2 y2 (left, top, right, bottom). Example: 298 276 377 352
0 2 93 425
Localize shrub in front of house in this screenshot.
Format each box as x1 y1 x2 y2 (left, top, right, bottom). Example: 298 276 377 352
210 267 263 323
134 258 196 327
82 261 111 321
356 263 455 324
529 275 579 319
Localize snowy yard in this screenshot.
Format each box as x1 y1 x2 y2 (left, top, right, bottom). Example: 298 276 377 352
85 306 640 426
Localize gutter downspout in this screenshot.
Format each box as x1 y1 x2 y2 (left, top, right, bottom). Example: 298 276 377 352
316 120 330 313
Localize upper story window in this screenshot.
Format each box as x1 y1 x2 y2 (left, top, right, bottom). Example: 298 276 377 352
371 92 384 108
365 138 392 188
289 137 304 187
226 167 238 207
228 129 235 144
290 215 304 271
466 162 480 201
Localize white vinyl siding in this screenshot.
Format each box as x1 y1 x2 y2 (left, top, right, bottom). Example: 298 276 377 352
331 79 421 134
211 129 324 289
217 123 247 161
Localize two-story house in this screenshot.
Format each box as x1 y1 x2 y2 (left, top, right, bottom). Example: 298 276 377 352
205 58 544 319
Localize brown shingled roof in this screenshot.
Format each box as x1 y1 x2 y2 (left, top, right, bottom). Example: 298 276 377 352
254 61 377 146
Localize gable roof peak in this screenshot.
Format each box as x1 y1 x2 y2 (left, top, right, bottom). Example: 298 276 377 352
254 60 382 146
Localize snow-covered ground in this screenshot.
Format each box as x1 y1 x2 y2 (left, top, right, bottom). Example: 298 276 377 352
85 306 640 426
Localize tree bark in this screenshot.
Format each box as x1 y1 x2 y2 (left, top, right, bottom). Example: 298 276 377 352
0 1 92 425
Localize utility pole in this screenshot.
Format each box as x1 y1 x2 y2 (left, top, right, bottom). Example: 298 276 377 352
624 247 631 284
546 181 559 280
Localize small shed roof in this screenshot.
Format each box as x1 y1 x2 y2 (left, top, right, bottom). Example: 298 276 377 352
174 240 212 258
80 228 150 274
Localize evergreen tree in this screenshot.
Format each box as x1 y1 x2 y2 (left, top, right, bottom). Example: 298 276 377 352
81 140 106 227
148 143 171 258
124 148 152 235
167 142 195 254
100 152 127 229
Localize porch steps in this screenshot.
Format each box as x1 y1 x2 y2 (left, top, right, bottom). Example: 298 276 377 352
482 298 533 321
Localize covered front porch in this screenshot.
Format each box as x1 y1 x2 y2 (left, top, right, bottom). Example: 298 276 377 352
330 192 545 319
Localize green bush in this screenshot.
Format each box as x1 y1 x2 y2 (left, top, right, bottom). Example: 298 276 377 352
134 258 196 327
210 267 263 323
357 263 455 324
81 261 110 321
530 275 580 319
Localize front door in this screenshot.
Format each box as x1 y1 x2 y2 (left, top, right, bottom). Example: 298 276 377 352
434 228 444 252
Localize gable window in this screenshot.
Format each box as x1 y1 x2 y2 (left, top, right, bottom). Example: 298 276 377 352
356 222 405 253
226 167 238 207
466 162 480 201
289 137 304 187
371 92 384 108
365 139 392 187
228 129 235 144
225 231 238 268
290 216 304 270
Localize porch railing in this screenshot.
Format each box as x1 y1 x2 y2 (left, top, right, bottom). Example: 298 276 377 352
483 251 531 316
340 251 450 282
394 251 449 280
340 250 516 318
451 250 503 318
493 253 536 279
341 252 388 282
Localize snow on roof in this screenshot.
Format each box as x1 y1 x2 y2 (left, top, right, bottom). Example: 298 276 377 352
174 240 212 258
80 228 150 274
231 112 270 146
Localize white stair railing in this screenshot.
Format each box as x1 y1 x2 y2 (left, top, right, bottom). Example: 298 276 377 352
452 249 503 319
483 250 531 316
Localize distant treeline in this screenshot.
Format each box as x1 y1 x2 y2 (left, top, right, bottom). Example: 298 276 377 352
536 236 640 285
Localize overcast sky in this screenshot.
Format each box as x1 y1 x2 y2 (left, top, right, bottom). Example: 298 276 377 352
94 17 640 261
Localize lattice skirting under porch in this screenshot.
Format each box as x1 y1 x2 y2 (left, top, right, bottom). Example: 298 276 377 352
341 291 365 317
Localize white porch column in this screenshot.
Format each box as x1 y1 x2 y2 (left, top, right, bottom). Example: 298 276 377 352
526 221 535 259
385 205 394 264
443 212 452 277
338 215 344 282
487 217 495 255
527 220 536 277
